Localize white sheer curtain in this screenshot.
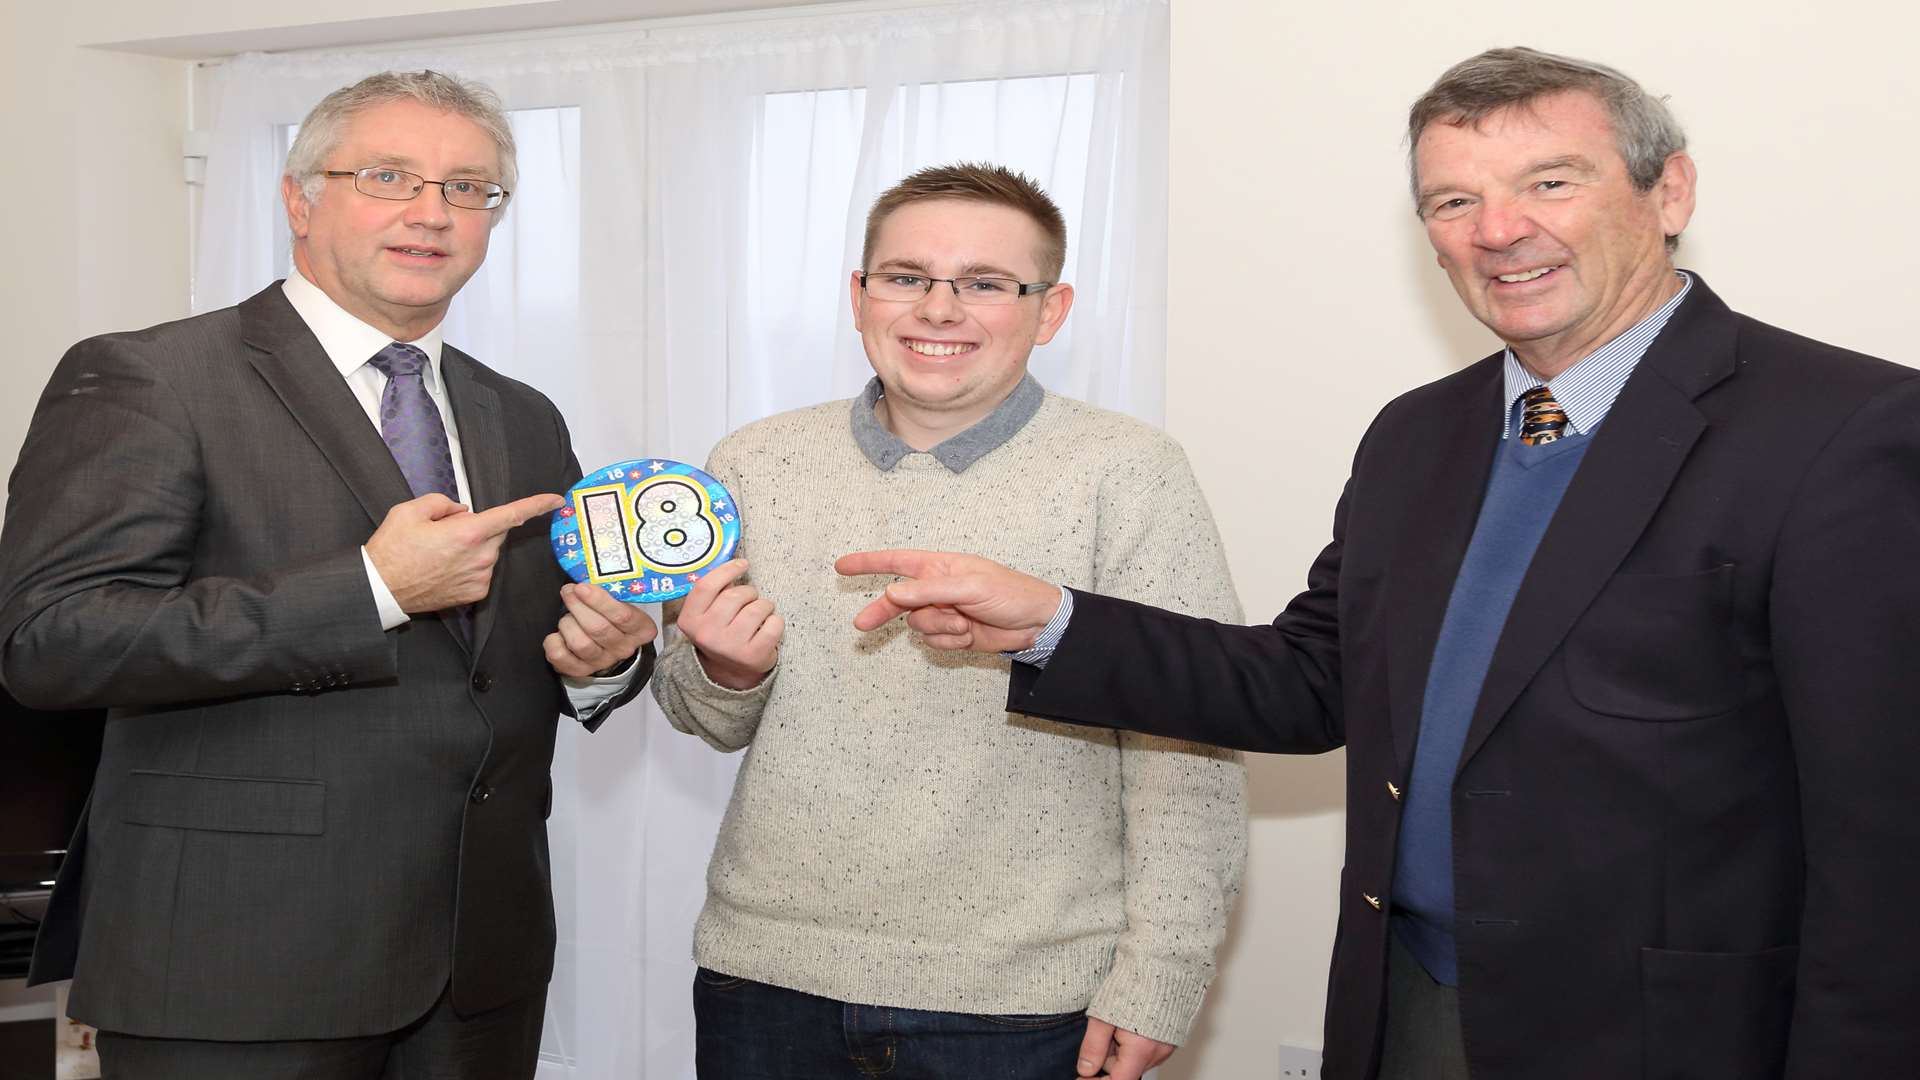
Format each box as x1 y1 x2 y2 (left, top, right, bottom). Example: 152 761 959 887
193 2 1167 1074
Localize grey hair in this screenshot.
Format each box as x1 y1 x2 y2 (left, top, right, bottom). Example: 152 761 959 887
1406 47 1687 212
285 70 517 212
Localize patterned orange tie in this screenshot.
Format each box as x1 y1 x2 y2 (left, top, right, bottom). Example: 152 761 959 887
1518 386 1569 446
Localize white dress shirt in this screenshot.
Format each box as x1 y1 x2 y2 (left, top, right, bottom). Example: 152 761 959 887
281 271 635 714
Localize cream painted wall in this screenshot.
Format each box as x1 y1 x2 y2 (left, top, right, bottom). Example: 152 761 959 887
1159 1 1917 1075
0 6 187 1017
4 0 1914 1073
0 7 188 511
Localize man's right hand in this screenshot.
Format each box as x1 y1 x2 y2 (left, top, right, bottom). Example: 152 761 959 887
670 558 782 690
365 492 564 613
834 549 1062 653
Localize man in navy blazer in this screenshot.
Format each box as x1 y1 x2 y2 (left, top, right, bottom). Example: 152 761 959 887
838 47 1920 1079
0 71 655 1078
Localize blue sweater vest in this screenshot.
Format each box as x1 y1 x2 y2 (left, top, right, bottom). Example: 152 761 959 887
1390 428 1594 985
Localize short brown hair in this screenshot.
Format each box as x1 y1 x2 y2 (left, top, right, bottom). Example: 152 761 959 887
862 163 1068 281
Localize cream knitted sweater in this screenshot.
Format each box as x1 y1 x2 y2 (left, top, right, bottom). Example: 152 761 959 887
652 389 1247 1044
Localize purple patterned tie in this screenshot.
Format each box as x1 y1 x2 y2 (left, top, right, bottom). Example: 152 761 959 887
367 342 471 644
367 343 459 500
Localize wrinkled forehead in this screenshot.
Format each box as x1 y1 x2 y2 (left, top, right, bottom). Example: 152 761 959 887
1416 92 1623 179
334 101 502 178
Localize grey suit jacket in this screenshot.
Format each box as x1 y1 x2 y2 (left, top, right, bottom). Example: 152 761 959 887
0 283 651 1040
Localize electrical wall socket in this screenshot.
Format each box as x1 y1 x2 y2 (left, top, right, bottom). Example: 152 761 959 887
1277 1045 1322 1078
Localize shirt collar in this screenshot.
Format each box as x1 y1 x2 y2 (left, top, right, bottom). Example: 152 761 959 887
1499 270 1693 439
281 269 446 392
849 373 1046 473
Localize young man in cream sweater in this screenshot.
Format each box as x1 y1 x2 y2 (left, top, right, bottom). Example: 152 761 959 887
652 164 1245 1080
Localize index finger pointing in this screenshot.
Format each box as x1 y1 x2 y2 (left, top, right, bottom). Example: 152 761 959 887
475 493 567 535
834 549 941 580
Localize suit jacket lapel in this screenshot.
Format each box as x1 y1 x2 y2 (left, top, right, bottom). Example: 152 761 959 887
239 285 415 528
441 346 508 660
1455 280 1739 770
1384 362 1503 775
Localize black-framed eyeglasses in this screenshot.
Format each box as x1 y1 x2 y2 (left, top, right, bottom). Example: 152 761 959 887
322 167 510 210
858 271 1053 307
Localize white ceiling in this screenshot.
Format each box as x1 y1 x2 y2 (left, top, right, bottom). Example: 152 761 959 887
90 0 840 60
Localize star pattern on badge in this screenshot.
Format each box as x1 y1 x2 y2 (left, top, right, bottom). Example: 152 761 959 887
648 461 666 473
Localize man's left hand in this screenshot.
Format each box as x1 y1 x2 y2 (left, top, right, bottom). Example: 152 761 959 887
545 582 658 678
1077 1018 1175 1080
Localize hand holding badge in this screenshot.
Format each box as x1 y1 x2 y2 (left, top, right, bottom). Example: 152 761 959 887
550 459 741 603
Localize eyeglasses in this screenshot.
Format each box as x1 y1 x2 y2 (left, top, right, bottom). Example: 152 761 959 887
322 166 510 210
858 271 1053 306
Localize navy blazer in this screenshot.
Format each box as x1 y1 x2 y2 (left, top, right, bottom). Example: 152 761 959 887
1010 277 1920 1078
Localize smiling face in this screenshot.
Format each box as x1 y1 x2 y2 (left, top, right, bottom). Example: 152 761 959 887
283 98 502 342
1415 91 1696 377
850 199 1073 447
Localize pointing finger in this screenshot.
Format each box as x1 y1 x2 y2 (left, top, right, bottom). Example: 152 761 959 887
834 549 943 580
474 493 567 535
879 576 993 612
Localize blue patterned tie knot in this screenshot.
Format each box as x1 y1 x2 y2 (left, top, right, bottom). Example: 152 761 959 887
368 343 458 501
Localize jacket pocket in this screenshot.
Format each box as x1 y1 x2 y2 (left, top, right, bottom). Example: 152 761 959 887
1641 944 1796 1079
1563 564 1739 720
120 769 325 835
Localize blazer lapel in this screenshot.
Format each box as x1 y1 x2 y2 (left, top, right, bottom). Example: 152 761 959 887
1383 361 1503 775
239 285 415 527
440 346 508 660
1455 281 1739 770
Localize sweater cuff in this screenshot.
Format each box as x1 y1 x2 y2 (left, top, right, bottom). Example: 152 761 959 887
652 633 775 751
1085 948 1214 1047
683 640 778 698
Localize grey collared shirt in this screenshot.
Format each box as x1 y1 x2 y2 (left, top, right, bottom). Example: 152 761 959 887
850 373 1046 473
848 372 1059 664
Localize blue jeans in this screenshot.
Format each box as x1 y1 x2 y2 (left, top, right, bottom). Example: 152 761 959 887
693 968 1086 1078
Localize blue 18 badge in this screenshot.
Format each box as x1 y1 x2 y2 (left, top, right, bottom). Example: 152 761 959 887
550 459 741 603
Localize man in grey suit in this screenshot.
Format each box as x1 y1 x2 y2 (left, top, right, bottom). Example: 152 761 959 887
0 71 656 1078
